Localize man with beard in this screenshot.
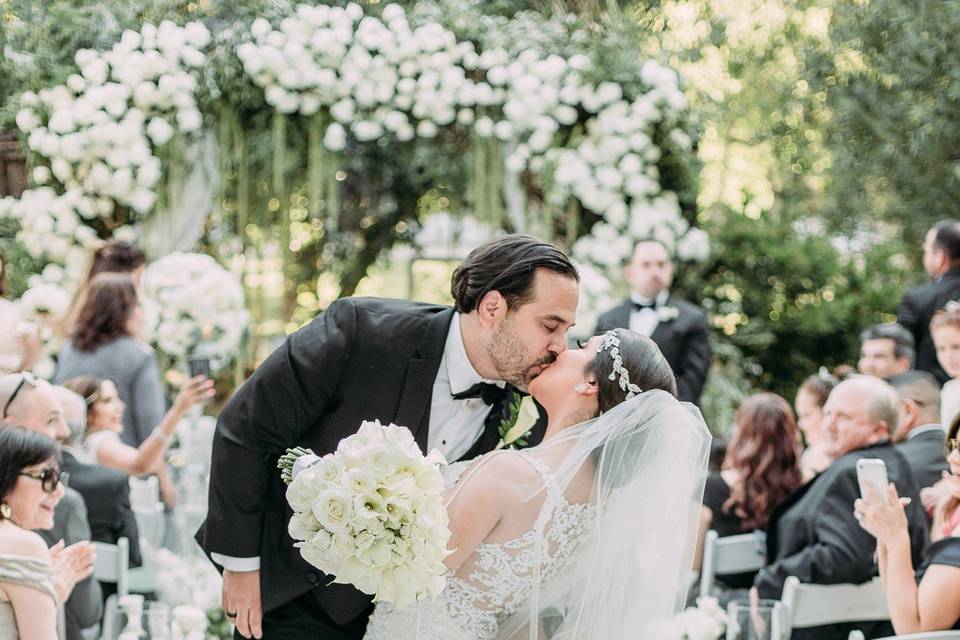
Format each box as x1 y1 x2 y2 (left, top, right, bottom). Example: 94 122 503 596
198 234 579 640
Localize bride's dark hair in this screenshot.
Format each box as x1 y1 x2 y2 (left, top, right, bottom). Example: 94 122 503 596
586 329 677 414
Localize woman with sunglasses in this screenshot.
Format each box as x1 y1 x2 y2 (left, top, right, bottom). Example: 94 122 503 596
854 413 960 633
0 425 70 639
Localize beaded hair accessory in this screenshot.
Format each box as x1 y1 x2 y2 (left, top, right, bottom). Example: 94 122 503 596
599 331 643 400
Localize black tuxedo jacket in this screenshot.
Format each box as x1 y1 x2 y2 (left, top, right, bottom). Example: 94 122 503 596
755 441 928 640
61 450 142 567
896 427 949 491
594 296 712 403
898 268 960 383
196 297 546 624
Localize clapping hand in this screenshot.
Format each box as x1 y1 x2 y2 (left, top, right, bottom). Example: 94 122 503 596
853 483 911 545
49 540 96 602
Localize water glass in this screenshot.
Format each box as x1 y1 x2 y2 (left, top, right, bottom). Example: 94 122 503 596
726 598 785 640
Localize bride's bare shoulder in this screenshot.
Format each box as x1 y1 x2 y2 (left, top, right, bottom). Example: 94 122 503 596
468 450 541 487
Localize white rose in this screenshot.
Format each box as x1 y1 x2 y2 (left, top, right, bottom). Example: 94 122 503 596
15 108 39 132
176 108 202 132
416 120 438 138
32 166 51 185
288 512 320 541
323 123 347 151
312 488 353 533
146 117 174 145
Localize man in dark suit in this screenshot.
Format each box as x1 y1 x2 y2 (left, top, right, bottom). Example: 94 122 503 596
54 386 142 566
755 376 929 640
898 219 960 383
594 240 711 403
197 235 579 640
888 371 948 490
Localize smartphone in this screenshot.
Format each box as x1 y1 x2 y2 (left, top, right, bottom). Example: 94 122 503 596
188 356 211 380
856 458 890 504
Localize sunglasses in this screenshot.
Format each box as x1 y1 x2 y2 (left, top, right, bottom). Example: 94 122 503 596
2 372 39 418
947 439 959 456
19 467 69 493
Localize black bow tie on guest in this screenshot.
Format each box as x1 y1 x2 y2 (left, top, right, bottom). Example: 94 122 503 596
632 300 657 311
452 382 509 406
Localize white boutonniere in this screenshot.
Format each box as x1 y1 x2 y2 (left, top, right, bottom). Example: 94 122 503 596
496 394 539 450
658 305 680 322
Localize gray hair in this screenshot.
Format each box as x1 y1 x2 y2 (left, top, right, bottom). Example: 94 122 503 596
838 376 901 436
52 386 86 446
860 323 916 365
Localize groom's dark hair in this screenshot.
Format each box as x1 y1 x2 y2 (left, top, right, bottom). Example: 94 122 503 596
451 234 579 313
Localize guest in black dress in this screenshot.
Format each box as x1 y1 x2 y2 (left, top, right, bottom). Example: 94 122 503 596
855 435 960 632
696 393 803 591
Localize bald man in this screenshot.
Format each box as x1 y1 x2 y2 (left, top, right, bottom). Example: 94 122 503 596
0 373 101 640
595 240 711 403
755 376 929 640
889 371 949 490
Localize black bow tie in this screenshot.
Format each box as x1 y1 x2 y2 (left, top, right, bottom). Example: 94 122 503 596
452 382 508 406
632 301 657 311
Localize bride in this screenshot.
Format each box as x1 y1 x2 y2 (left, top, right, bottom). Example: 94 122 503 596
363 328 711 640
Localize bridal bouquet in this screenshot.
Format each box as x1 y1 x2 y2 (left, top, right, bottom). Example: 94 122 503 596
278 420 451 609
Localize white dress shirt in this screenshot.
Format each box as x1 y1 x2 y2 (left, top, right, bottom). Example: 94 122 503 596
628 290 670 337
213 311 499 572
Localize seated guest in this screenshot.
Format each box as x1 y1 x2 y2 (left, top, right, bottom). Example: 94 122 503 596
61 374 209 477
854 427 960 632
858 323 915 380
931 303 960 426
795 370 838 480
0 373 100 638
0 426 68 639
696 393 802 593
755 376 929 640
55 273 203 446
52 386 141 568
889 371 949 490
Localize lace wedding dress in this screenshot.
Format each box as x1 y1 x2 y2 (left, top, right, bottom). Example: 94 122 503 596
363 452 595 640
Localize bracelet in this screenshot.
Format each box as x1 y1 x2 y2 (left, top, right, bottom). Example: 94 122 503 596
152 428 172 445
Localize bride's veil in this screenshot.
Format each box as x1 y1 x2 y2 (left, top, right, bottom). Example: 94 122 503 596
478 389 712 639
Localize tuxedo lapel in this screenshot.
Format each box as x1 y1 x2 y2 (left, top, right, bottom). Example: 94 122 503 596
395 308 454 452
613 302 632 331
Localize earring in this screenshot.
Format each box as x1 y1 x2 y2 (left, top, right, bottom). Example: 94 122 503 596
0 503 11 520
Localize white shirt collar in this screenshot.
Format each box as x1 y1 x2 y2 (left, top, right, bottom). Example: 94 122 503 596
630 290 670 307
907 423 945 440
445 312 504 395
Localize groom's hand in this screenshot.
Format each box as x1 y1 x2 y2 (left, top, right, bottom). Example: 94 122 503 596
223 569 263 639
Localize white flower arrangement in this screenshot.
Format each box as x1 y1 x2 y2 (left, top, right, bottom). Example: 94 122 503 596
280 420 451 609
154 548 224 640
141 252 249 359
4 20 209 281
652 596 728 640
236 2 707 317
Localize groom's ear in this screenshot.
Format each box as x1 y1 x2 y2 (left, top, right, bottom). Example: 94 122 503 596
477 290 508 327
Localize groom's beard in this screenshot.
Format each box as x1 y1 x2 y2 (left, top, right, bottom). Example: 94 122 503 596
487 319 557 390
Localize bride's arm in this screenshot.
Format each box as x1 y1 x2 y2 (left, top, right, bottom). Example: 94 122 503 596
442 455 513 571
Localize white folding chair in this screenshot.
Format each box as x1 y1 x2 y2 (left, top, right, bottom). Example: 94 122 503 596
128 476 159 510
699 530 766 599
782 575 888 637
93 537 130 598
850 632 960 640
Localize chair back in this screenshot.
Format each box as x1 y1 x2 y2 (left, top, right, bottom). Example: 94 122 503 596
128 476 159 510
93 536 130 597
782 576 887 635
699 529 766 598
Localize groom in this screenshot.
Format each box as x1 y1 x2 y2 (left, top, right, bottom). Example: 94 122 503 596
197 234 579 639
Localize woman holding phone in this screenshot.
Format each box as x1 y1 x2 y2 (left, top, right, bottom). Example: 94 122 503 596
854 414 960 633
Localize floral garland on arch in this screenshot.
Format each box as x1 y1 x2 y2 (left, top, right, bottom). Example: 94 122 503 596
0 19 211 284
235 2 708 329
1 3 706 348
